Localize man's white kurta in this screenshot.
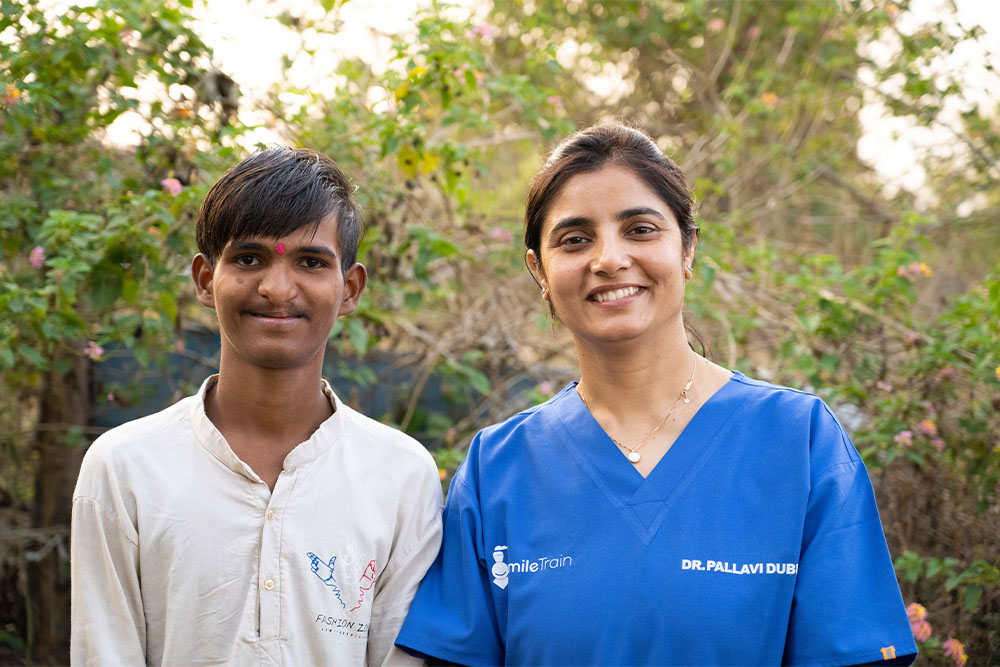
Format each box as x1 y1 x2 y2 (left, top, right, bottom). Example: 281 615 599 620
71 376 443 666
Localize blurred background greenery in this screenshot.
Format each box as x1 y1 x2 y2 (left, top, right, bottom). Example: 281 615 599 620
2 0 998 664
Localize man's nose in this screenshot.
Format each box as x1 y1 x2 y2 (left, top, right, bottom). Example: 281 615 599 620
257 262 297 302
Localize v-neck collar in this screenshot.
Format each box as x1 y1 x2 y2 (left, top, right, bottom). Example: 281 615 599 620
552 372 742 544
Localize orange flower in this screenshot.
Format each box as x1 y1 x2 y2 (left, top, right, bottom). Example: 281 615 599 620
761 92 778 108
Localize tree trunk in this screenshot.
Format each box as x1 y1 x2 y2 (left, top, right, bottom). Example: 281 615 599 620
26 352 89 666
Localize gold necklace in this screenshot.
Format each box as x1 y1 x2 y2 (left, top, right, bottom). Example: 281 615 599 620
577 359 697 465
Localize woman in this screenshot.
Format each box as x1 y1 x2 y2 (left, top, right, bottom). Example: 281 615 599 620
396 122 916 666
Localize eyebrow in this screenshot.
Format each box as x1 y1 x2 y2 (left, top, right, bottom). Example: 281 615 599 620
548 207 669 235
227 240 338 260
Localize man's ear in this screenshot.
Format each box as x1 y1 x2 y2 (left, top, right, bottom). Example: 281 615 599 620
336 262 368 317
526 250 549 298
191 254 216 310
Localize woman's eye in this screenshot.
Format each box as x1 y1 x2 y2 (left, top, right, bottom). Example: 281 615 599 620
630 224 657 235
561 234 589 246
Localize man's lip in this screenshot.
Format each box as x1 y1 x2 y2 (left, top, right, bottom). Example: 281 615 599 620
247 312 305 319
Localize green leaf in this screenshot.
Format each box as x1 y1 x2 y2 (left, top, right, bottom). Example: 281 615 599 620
345 319 368 355
404 291 424 309
122 275 140 305
17 344 48 369
964 584 983 612
158 292 177 325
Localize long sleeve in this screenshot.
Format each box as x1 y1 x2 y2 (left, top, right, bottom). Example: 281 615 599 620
367 464 443 667
70 495 145 666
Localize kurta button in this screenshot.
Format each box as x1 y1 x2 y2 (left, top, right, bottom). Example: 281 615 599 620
263 579 275 590
266 509 275 520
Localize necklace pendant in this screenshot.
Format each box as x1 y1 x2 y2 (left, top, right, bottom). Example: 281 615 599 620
627 451 641 464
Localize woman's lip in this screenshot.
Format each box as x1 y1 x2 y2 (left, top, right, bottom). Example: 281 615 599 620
588 285 645 302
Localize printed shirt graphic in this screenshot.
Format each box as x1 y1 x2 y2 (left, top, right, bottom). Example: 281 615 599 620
307 551 377 612
397 373 916 666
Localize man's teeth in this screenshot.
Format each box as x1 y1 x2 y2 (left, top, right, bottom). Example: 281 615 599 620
594 286 640 303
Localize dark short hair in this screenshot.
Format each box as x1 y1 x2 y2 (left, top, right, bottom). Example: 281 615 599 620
524 121 697 258
196 147 363 272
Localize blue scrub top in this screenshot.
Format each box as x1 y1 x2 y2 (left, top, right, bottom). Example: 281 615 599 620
397 372 916 666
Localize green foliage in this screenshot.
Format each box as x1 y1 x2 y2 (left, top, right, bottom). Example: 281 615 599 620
2 0 999 663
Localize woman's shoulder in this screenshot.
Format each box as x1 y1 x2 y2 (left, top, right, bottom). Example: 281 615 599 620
727 371 861 470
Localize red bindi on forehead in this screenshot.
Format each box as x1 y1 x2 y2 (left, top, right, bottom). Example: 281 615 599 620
274 242 286 255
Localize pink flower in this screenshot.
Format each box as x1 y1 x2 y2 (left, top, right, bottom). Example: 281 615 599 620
746 26 761 39
489 227 514 242
2 83 21 106
160 177 183 196
931 438 945 453
707 17 725 32
29 245 46 269
547 95 564 111
906 604 931 642
937 366 954 380
876 381 893 392
893 430 913 447
943 638 967 667
84 341 105 360
906 603 926 621
538 381 555 396
918 419 937 436
466 23 497 40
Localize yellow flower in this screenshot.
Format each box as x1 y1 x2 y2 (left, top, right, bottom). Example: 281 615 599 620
438 468 447 481
995 365 1000 381
919 262 933 277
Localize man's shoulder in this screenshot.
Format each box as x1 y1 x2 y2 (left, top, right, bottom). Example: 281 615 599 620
78 394 198 481
337 402 436 473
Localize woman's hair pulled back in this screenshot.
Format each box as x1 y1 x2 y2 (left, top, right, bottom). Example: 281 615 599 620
524 122 697 257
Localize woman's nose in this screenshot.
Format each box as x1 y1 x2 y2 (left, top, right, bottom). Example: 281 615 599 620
589 235 631 275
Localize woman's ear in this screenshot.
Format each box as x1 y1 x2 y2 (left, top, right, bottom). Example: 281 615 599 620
191 254 216 310
526 250 549 300
683 233 698 280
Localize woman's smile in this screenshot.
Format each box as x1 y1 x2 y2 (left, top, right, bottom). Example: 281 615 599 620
589 284 645 304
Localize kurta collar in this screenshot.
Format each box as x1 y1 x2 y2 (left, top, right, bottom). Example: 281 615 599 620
190 375 345 481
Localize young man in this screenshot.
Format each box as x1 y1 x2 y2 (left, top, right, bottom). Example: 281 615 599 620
71 148 442 666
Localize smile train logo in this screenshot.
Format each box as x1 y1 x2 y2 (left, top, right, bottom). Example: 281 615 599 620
491 545 509 589
490 544 573 589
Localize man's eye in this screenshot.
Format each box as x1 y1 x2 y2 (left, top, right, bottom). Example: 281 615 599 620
235 255 260 266
302 257 325 269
